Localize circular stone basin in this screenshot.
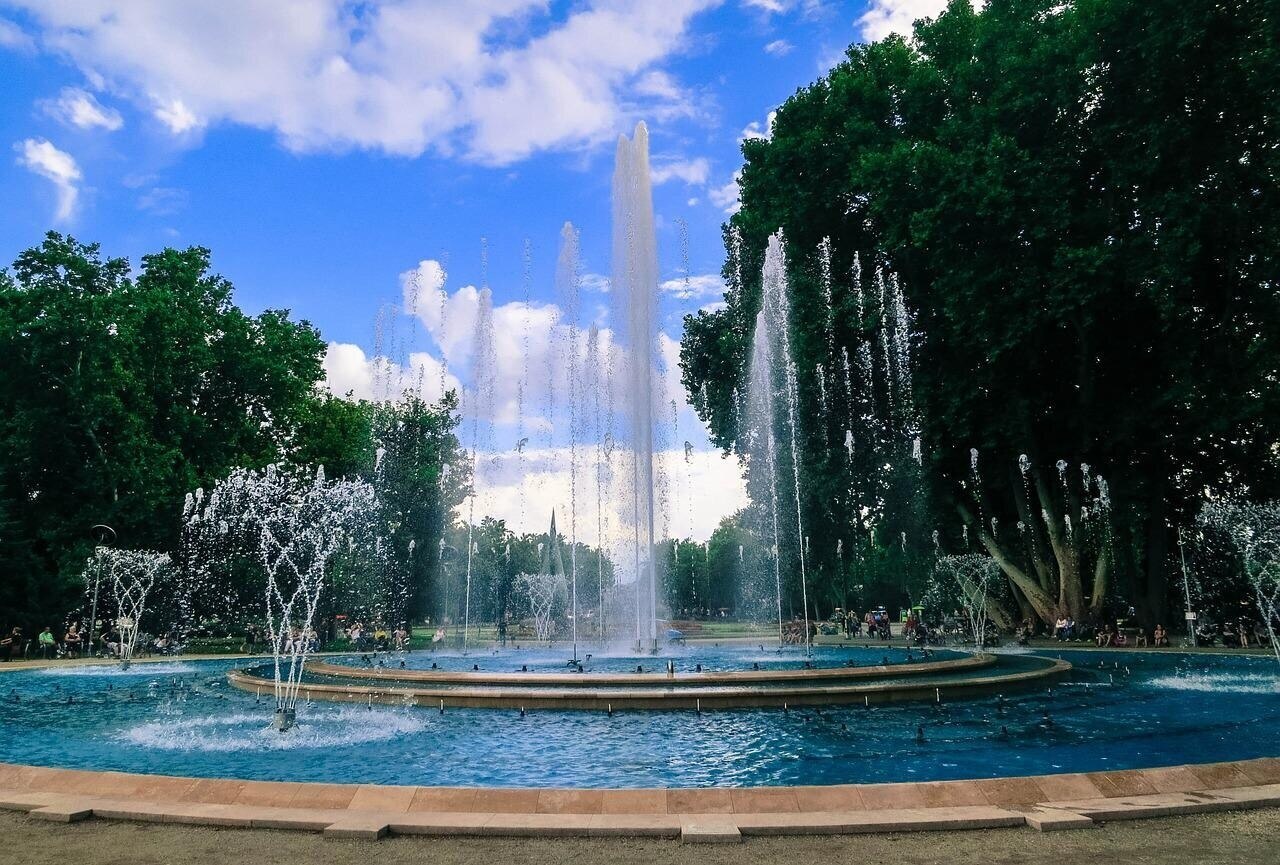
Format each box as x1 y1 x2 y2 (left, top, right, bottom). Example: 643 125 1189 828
0 647 1276 788
233 644 1066 710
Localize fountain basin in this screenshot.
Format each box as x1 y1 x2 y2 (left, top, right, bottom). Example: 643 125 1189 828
231 653 1068 710
1 647 1277 789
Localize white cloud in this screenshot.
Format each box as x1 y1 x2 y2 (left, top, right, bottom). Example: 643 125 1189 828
322 341 461 404
660 273 725 302
473 445 747 545
9 1 716 164
708 170 741 215
0 17 34 52
742 0 788 12
858 1 978 42
740 109 776 141
14 137 81 221
581 272 610 293
136 186 187 215
153 97 199 134
650 156 710 186
763 39 793 56
41 87 123 131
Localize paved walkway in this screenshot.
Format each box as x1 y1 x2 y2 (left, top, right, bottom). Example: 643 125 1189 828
4 759 1279 842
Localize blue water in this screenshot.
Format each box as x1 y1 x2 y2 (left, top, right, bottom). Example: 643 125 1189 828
329 642 963 674
0 647 1276 788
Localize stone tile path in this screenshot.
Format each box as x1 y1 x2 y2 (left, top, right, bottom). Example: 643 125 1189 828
3 758 1278 843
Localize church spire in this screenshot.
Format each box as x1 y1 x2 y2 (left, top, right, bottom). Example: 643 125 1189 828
540 509 566 577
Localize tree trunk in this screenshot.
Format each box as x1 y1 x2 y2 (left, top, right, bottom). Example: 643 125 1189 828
956 501 1058 623
1090 541 1110 615
1034 469 1082 619
1009 461 1054 590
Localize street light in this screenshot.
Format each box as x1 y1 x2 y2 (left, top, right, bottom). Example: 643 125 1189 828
1178 527 1197 648
88 524 116 659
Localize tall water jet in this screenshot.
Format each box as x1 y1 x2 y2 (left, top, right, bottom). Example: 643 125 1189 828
746 308 785 644
585 323 609 641
611 122 661 653
516 241 532 554
760 234 812 653
463 288 498 654
558 223 583 662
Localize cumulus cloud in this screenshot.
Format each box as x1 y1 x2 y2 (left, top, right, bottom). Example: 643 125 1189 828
858 1 977 42
740 109 776 141
0 17 35 52
153 97 200 134
9 0 717 164
708 170 742 215
41 87 123 131
14 137 81 221
400 257 597 432
322 340 461 404
741 0 788 12
660 273 725 302
322 256 748 545
473 445 747 545
763 39 793 56
650 156 710 186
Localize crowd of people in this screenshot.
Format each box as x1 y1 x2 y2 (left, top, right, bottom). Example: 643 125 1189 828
336 621 410 653
1 606 1271 661
0 618 184 661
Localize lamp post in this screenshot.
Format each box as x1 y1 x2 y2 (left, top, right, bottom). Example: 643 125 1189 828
87 524 116 659
1178 527 1197 648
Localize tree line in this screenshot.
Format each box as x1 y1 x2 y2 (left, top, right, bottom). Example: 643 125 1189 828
680 0 1280 628
0 232 607 635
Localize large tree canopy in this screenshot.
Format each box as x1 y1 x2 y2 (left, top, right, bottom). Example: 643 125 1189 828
0 233 328 621
0 233 476 631
681 0 1280 627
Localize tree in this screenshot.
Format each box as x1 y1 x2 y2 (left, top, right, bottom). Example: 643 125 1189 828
0 234 326 626
368 392 468 624
680 0 1280 628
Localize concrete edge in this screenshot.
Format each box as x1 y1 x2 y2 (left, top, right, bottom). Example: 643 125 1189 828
4 787 1278 840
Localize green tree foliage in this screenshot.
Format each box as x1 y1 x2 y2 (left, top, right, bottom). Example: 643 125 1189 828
0 233 326 624
437 515 615 640
369 392 468 624
681 0 1280 627
0 233 478 635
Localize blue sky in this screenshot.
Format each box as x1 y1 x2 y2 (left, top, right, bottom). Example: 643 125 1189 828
0 1 940 539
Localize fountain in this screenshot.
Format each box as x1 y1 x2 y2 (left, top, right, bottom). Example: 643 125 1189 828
463 287 497 654
557 223 584 663
744 233 811 653
186 465 378 731
746 307 785 644
610 122 662 653
585 323 609 641
82 547 172 669
930 554 1001 648
515 513 569 642
1200 500 1280 663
